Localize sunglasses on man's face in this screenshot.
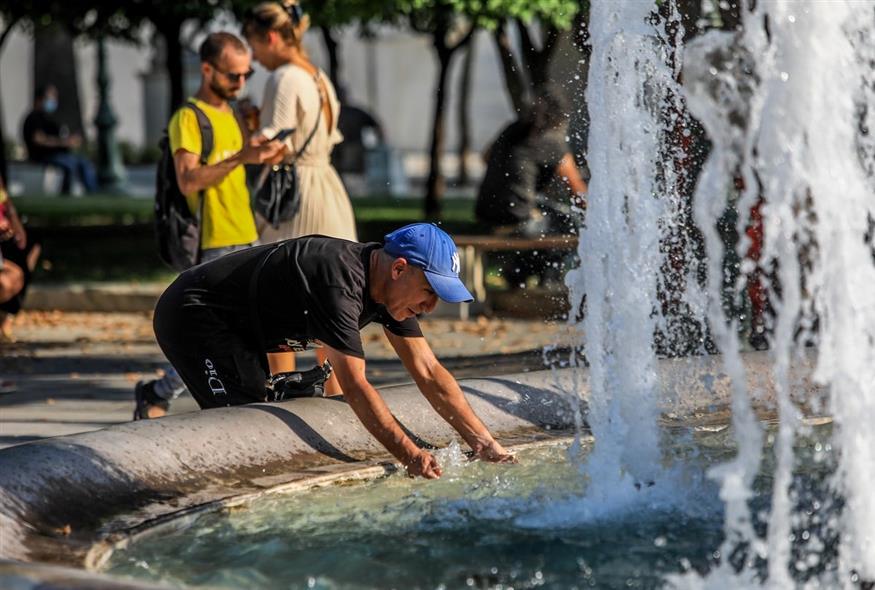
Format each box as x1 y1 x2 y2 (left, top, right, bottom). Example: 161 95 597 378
211 64 255 83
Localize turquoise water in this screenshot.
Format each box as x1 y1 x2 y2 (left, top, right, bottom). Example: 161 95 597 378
105 425 838 589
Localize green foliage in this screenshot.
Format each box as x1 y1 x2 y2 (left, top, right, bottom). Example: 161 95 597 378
395 0 578 30
118 142 162 165
227 0 400 29
2 0 233 44
14 194 476 227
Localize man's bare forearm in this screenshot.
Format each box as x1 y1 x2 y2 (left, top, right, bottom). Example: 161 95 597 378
178 153 244 195
415 363 497 453
343 381 421 462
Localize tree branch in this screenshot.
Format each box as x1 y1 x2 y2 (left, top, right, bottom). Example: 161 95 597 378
448 22 475 53
541 23 560 61
514 18 537 74
492 21 528 113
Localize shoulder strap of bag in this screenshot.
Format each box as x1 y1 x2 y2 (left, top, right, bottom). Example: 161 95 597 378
184 101 213 262
290 82 323 164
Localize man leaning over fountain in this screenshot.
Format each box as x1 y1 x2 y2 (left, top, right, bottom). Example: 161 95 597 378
136 223 514 478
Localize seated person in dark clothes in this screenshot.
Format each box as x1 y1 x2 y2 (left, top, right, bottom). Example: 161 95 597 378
0 178 41 341
476 84 588 237
22 84 98 195
475 85 588 287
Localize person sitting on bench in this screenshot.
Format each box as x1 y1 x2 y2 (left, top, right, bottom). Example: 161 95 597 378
475 83 588 238
475 84 588 288
22 84 98 195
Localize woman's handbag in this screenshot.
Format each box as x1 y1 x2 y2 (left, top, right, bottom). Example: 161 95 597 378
254 94 322 229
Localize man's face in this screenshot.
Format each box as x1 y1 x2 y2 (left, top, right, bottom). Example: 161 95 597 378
384 259 439 321
40 85 59 112
205 47 252 100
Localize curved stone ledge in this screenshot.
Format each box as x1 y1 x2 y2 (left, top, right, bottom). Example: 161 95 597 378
0 351 823 578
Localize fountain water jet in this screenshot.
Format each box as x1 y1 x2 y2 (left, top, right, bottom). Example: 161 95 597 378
580 0 875 585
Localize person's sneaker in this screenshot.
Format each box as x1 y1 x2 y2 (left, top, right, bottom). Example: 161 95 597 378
133 380 169 421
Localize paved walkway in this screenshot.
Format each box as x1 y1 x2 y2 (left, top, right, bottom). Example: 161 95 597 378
0 311 575 449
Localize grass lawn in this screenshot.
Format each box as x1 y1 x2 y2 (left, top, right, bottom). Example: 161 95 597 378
13 194 476 227
14 194 479 283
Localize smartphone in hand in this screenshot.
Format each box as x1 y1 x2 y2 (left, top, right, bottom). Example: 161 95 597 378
270 128 295 142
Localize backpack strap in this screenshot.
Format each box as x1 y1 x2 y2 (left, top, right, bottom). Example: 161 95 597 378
183 101 213 261
185 102 213 165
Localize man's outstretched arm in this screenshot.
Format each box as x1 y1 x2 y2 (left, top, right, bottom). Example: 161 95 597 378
384 329 514 463
324 345 442 479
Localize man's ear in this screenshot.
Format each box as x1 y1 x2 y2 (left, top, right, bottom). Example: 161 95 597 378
200 61 212 79
391 257 409 279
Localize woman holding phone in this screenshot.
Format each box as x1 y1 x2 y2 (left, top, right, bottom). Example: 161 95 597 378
243 1 356 393
242 0 356 245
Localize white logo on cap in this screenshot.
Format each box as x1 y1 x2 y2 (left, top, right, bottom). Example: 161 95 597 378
451 252 460 275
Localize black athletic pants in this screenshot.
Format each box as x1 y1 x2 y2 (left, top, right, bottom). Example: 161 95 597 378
152 276 269 409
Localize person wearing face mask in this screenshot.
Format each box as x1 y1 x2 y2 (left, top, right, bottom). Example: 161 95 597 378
22 85 98 195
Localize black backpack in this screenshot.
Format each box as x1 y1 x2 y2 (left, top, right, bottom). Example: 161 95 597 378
154 102 213 271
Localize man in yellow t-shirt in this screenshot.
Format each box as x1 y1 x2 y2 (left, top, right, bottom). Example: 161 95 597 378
168 31 282 261
134 32 283 419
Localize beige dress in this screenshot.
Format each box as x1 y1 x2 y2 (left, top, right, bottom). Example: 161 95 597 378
257 63 357 243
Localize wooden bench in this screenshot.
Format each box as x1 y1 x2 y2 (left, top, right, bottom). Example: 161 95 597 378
454 234 579 318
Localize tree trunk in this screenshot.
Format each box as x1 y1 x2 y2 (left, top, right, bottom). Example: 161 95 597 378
515 19 560 90
0 95 6 186
492 22 528 113
34 24 84 136
456 35 476 187
424 46 453 219
161 19 185 113
320 26 343 99
0 19 17 184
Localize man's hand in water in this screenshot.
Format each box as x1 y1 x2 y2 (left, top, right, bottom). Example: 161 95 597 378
405 449 442 479
475 441 517 464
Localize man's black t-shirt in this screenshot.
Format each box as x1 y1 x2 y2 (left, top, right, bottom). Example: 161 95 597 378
167 236 422 358
22 110 66 161
475 121 567 225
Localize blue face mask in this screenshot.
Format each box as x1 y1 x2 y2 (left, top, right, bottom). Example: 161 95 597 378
43 98 58 113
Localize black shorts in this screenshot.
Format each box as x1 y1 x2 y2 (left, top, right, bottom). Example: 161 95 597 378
153 277 269 409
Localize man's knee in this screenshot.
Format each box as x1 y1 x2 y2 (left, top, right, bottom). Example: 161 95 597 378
0 262 25 304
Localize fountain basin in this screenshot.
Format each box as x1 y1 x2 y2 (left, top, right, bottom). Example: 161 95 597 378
0 352 823 587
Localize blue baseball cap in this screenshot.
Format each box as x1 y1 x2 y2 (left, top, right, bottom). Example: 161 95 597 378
383 223 474 303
